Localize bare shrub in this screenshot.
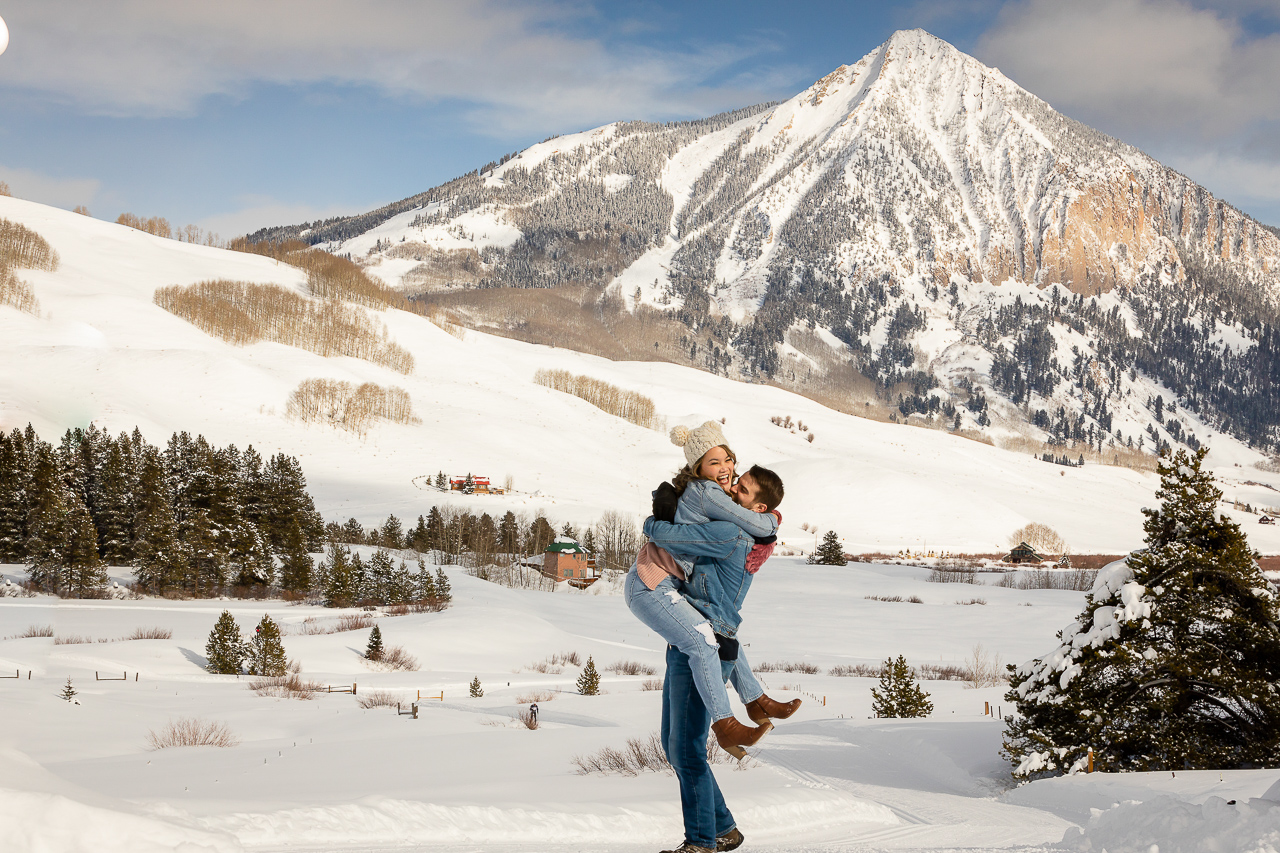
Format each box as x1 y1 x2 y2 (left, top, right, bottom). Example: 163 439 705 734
516 690 556 703
517 709 539 730
755 661 820 674
640 678 663 691
124 626 173 640
955 598 988 606
0 218 60 271
333 613 376 632
528 661 563 675
370 645 419 672
996 569 1098 591
286 378 420 434
54 634 93 645
964 644 1006 688
865 595 923 604
1255 457 1280 474
0 181 8 196
928 567 981 584
533 368 660 430
294 617 327 635
548 651 582 667
73 205 90 216
356 689 401 709
154 280 413 373
1007 522 1067 555
572 731 738 776
918 662 968 681
829 663 881 677
147 718 239 749
606 660 657 676
12 624 53 638
248 671 322 699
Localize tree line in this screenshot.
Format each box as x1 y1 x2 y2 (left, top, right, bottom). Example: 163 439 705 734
0 424 324 598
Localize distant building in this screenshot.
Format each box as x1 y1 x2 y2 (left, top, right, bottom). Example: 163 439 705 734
541 537 597 584
1005 542 1045 564
1261 516 1276 525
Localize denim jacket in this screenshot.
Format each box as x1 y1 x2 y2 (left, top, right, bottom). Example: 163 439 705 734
642 515 756 638
668 478 779 578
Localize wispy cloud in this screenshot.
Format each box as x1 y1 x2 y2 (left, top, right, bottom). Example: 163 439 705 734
0 165 100 211
0 1 791 135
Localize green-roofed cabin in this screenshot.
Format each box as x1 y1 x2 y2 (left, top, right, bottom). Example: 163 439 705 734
542 538 598 585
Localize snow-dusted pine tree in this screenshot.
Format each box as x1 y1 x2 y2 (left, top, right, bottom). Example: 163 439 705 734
1003 447 1280 777
870 655 933 718
365 625 384 661
247 614 287 677
434 568 452 605
577 656 601 695
205 610 247 674
808 530 847 565
60 677 77 702
470 676 483 697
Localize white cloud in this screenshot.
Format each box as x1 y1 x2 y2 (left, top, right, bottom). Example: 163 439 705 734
0 165 100 211
0 1 789 134
1160 149 1280 221
195 196 371 240
976 0 1280 138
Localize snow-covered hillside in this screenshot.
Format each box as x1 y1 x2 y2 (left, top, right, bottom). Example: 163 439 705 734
257 28 1280 459
3 194 1280 554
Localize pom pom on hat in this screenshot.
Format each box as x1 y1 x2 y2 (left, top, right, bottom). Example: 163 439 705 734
672 420 729 468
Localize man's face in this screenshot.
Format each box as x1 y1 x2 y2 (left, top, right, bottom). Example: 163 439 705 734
733 473 766 511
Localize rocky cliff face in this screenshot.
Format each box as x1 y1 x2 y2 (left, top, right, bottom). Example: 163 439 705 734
255 29 1280 453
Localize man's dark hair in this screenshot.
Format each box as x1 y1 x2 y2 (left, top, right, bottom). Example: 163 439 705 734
746 465 784 511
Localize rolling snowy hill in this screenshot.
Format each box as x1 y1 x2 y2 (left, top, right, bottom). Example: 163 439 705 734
3 193 1280 556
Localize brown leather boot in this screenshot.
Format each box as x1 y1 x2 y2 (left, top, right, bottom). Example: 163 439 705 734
710 716 772 759
745 694 802 725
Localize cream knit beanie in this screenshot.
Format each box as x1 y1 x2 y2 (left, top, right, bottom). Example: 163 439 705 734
670 420 729 469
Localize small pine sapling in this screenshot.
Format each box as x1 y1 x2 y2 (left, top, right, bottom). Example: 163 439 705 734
205 610 247 674
577 656 601 696
247 614 287 677
60 677 77 702
870 655 933 718
365 625 384 661
470 676 483 698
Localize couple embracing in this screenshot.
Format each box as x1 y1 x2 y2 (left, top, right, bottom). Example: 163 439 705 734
625 420 799 853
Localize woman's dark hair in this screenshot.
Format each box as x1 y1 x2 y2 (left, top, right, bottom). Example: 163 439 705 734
671 444 736 495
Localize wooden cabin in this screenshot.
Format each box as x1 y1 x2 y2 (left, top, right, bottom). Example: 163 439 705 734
1005 541 1045 564
448 475 505 495
541 538 598 584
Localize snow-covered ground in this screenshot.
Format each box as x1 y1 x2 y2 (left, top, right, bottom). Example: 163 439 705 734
4 197 1280 851
4 561 1279 852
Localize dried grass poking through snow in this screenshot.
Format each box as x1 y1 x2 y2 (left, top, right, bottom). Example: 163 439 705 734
755 660 820 674
356 689 401 709
640 678 663 691
605 660 657 676
248 672 323 700
124 626 173 640
8 624 53 639
516 691 556 703
366 645 418 672
147 718 239 749
572 731 741 776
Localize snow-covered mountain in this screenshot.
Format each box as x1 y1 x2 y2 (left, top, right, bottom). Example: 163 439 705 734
254 29 1280 456
4 193 1280 555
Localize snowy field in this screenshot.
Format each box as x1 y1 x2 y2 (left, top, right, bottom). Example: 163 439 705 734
3 560 1280 852
4 196 1280 850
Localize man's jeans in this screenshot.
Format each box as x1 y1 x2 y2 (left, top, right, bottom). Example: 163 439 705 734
662 643 737 849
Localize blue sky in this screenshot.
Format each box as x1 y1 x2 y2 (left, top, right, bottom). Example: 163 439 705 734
1 0 1278 237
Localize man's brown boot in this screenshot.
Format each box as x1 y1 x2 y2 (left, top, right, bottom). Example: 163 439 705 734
745 694 802 725
710 716 772 759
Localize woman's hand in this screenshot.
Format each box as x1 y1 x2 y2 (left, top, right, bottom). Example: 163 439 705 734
651 481 678 523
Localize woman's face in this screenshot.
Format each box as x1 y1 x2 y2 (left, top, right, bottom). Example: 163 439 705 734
697 446 736 493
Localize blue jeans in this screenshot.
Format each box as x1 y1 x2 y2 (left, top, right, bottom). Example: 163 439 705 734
626 569 748 722
662 643 736 848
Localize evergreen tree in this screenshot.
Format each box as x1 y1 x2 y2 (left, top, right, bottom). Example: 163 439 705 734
61 489 108 598
0 429 31 562
365 624 384 661
470 676 483 697
93 437 136 565
409 515 430 552
581 527 596 558
435 471 447 490
1004 447 1280 777
341 518 366 544
416 558 438 604
379 514 404 549
364 549 396 603
433 567 452 605
132 451 188 595
577 656 601 695
60 678 77 702
247 614 287 677
279 519 314 595
808 530 847 565
389 559 413 603
25 443 71 593
426 506 445 553
499 511 520 559
322 544 359 608
205 610 247 674
870 655 933 718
